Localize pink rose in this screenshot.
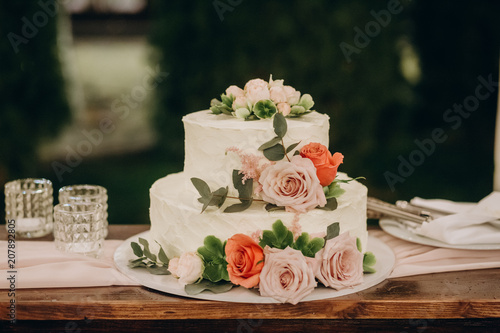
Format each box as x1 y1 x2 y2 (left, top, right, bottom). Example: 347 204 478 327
258 246 317 304
226 85 244 98
259 155 326 213
270 86 287 104
314 233 363 290
277 102 291 116
268 76 284 88
244 79 270 105
283 85 301 105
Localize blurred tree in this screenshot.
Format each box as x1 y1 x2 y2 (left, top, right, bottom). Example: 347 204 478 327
149 0 499 202
0 2 70 182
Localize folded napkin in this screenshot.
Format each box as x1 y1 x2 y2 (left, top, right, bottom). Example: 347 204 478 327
412 192 500 245
0 240 139 289
370 230 500 278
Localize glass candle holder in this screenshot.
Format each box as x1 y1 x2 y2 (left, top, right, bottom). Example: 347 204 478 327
4 178 53 238
58 184 108 238
53 202 104 258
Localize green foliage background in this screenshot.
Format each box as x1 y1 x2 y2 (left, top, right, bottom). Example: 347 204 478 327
149 0 499 203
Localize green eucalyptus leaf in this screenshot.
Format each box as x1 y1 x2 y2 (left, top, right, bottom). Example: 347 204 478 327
146 265 171 275
319 197 338 211
232 170 253 200
273 112 287 138
325 222 340 241
128 260 147 269
293 150 301 156
191 178 211 199
211 187 228 208
258 136 282 151
158 246 169 265
185 280 234 295
224 200 253 213
265 203 286 212
138 238 157 262
130 242 143 257
263 144 285 161
286 142 300 154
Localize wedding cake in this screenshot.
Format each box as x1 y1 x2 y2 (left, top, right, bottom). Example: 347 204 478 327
146 77 371 304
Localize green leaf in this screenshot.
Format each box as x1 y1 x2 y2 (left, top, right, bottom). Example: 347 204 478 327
272 220 293 249
356 238 362 252
265 203 285 212
128 260 147 269
258 136 282 151
220 93 233 108
130 242 143 257
363 266 377 274
335 176 366 184
298 93 314 110
293 233 309 250
203 263 229 282
307 237 325 256
185 280 234 295
146 265 171 275
319 197 338 211
286 142 300 154
211 187 228 208
290 105 306 115
292 233 325 257
158 246 169 265
325 222 340 241
232 170 253 200
259 230 277 248
363 251 377 274
138 238 157 262
203 235 224 258
323 182 346 199
191 178 211 199
263 144 285 161
224 200 252 213
273 112 287 138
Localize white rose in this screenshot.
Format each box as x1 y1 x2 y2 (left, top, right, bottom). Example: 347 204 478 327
269 86 287 104
232 96 249 110
283 85 301 105
168 252 204 286
225 85 244 98
269 76 284 88
244 79 270 105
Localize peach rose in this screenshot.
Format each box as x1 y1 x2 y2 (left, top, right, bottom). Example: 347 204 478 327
258 155 327 213
244 78 270 105
314 233 363 290
226 85 244 98
232 96 249 110
258 246 317 304
225 234 264 288
300 143 344 186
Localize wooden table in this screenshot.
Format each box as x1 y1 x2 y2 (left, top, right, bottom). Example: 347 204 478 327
1 225 499 332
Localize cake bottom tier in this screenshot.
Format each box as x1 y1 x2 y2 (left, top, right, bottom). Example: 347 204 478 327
149 172 368 258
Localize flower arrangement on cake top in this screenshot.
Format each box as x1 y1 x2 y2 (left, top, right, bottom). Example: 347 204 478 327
210 76 315 120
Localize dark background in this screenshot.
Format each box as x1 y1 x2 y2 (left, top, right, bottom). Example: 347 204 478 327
1 0 499 225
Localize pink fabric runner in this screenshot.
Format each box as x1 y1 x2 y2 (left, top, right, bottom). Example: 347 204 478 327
1 231 500 288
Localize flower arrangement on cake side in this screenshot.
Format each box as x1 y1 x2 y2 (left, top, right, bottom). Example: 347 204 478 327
210 76 314 120
128 79 375 304
129 220 376 305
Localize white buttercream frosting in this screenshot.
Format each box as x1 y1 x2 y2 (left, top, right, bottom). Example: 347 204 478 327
149 110 368 258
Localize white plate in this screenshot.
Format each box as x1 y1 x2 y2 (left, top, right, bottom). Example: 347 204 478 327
114 231 395 303
380 219 500 250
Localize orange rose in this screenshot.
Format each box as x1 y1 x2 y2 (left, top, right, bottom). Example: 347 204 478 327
225 234 264 288
300 143 344 186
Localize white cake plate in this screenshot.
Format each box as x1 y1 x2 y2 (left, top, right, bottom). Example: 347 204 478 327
114 231 395 303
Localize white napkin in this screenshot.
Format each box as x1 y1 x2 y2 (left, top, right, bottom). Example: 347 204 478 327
413 192 500 245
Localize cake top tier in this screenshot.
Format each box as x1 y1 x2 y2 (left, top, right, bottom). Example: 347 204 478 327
210 76 316 120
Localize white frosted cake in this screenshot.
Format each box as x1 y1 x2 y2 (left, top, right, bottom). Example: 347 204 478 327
142 77 372 305
150 110 368 259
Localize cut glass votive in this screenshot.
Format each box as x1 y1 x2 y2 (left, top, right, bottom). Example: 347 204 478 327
53 202 104 258
4 178 53 238
58 184 108 238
